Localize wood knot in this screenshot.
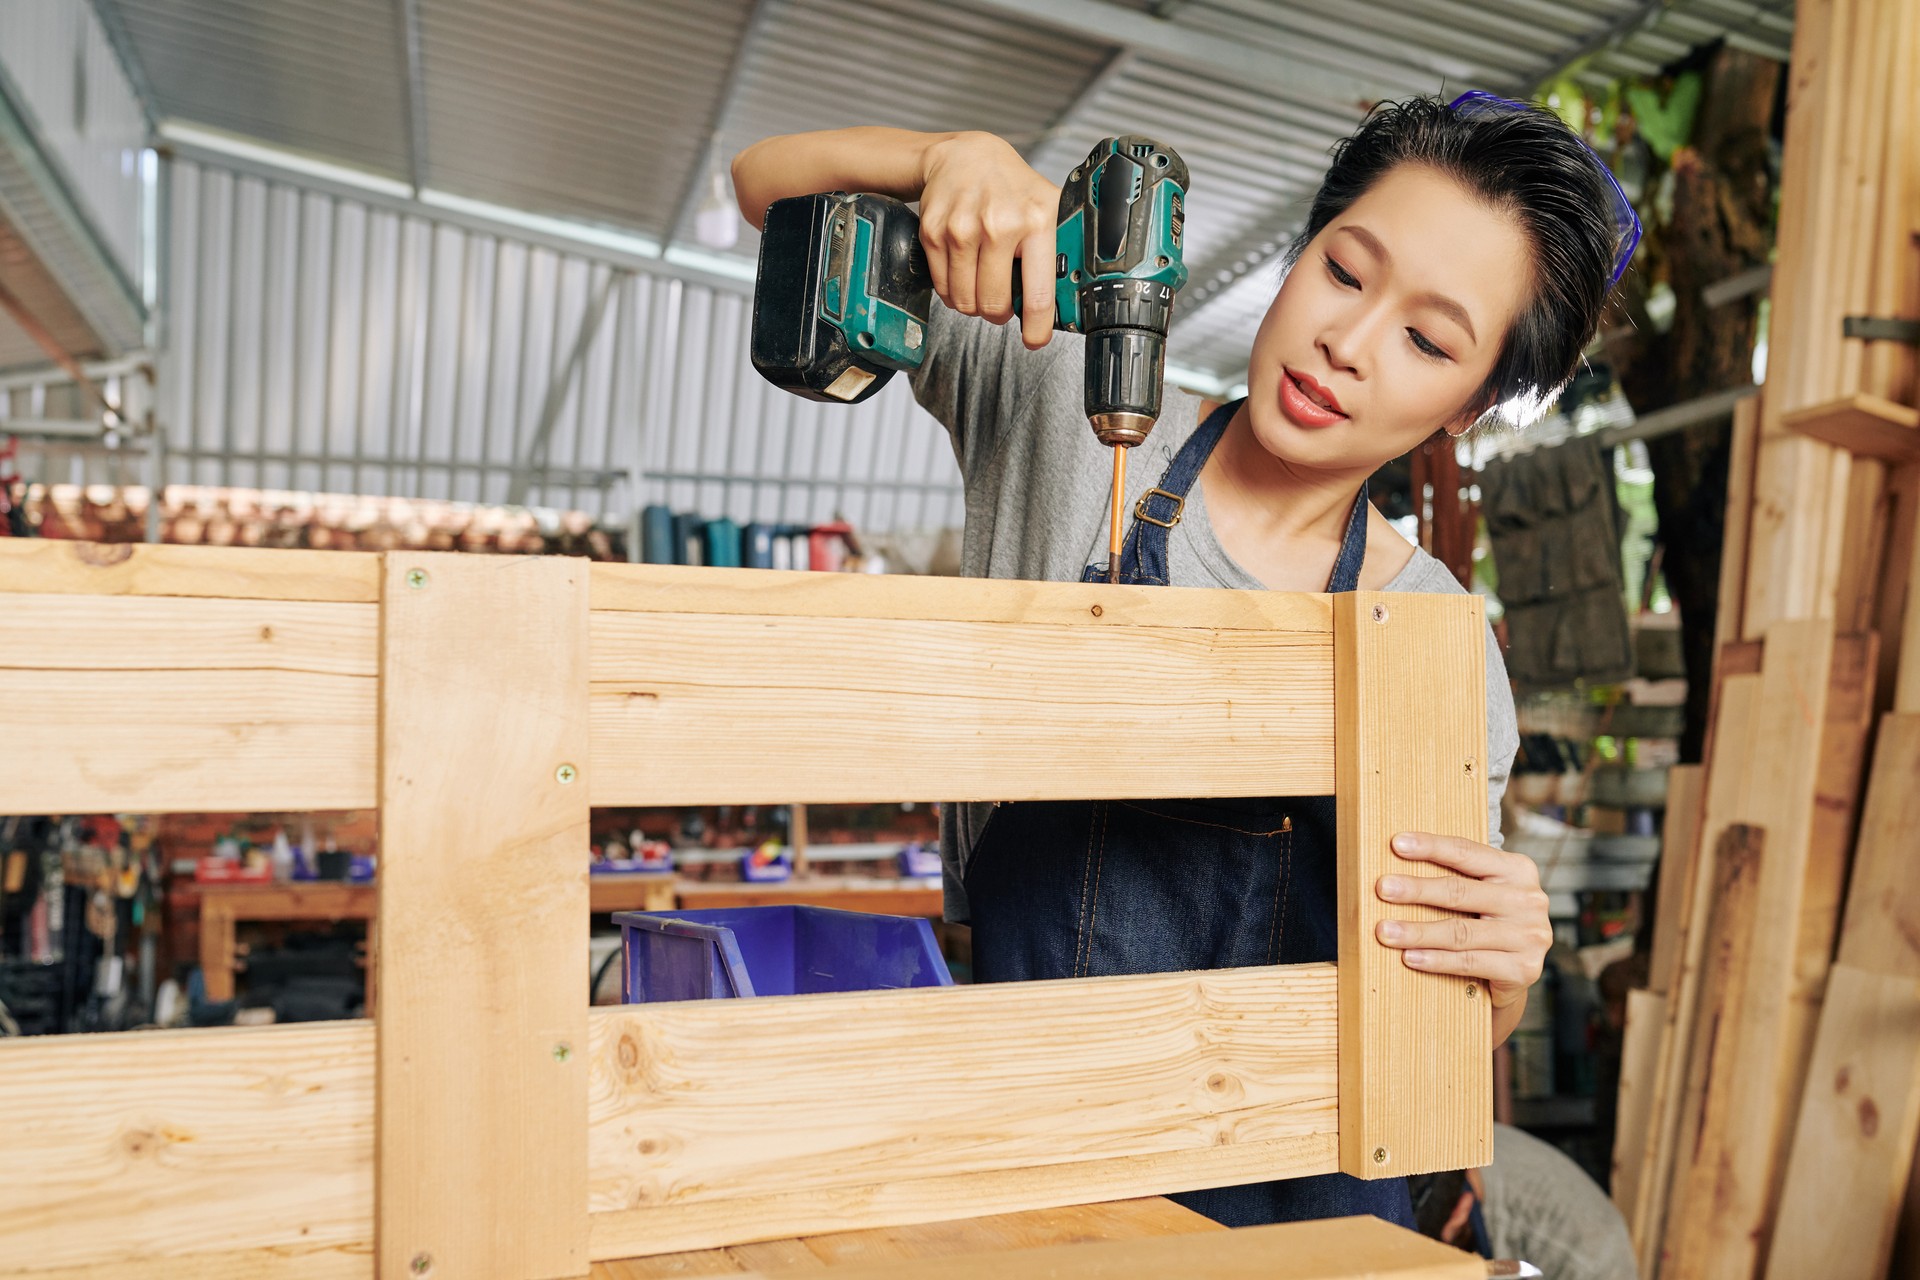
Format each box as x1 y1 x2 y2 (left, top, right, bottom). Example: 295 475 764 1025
259 625 275 642
1090 604 1103 617
1835 1066 1853 1093
637 1137 659 1156
76 542 134 567
1859 1097 1880 1138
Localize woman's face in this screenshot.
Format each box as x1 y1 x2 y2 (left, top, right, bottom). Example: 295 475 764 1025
1241 163 1533 474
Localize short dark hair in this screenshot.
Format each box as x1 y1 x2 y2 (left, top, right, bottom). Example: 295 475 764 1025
1286 96 1619 425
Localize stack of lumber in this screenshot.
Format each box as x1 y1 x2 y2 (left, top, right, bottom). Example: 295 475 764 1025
1610 0 1920 1276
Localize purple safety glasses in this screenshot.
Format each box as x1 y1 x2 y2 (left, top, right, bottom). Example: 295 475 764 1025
1447 89 1644 288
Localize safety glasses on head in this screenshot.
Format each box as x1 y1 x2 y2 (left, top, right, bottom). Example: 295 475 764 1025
1446 89 1644 288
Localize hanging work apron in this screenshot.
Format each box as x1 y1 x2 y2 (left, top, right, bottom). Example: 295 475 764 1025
963 398 1417 1229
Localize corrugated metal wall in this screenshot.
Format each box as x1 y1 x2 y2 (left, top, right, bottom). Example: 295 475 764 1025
161 157 964 532
0 0 149 291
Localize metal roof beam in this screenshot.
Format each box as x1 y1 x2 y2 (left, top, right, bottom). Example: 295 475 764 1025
662 0 775 250
86 1 160 129
956 0 1378 109
392 0 429 197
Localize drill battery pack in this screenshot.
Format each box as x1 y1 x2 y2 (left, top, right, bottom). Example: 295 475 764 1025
750 191 931 404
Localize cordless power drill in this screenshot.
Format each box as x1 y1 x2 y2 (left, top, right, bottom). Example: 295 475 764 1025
750 136 1189 582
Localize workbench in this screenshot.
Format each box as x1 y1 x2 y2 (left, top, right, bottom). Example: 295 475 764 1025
194 874 944 1004
0 541 1494 1279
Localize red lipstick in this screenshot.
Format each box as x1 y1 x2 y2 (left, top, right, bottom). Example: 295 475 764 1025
1280 367 1347 428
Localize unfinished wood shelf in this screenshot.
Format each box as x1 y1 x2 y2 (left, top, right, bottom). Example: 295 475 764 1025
0 538 1493 1279
1782 393 1920 463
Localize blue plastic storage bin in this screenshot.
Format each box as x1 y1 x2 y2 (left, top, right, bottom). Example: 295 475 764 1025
613 905 953 1002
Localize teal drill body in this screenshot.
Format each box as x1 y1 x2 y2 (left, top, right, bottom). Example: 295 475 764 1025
751 135 1189 449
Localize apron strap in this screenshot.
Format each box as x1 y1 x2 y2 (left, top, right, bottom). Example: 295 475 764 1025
1088 398 1372 593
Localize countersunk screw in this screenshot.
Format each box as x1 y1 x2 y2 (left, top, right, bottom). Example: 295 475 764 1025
555 763 578 785
410 1253 432 1276
1372 1146 1389 1166
1466 982 1479 999
406 568 429 590
553 1042 573 1063
1370 604 1389 623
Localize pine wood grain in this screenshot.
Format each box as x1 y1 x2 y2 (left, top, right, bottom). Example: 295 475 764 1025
1783 395 1920 463
1647 764 1705 997
1837 715 1920 978
589 563 1334 633
376 553 590 1280
0 1023 372 1276
1713 397 1759 653
1661 824 1767 1280
0 537 379 601
1636 672 1760 1276
594 1199 1223 1277
1763 965 1920 1280
1332 592 1491 1180
1611 987 1666 1234
589 967 1336 1217
588 609 1336 806
723 1217 1481 1280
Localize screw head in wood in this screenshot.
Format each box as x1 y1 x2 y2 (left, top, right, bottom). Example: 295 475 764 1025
1370 604 1388 623
553 1042 573 1063
555 763 578 785
1372 1145 1389 1165
1466 982 1478 999
406 568 429 590
410 1253 432 1276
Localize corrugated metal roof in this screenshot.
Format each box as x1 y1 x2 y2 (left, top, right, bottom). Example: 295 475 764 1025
68 0 1802 527
109 0 411 177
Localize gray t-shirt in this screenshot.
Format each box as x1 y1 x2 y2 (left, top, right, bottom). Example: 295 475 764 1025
1482 1124 1638 1278
909 299 1520 922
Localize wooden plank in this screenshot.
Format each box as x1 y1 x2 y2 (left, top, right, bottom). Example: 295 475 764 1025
589 609 1335 807
1647 764 1705 997
1875 461 1919 711
589 563 1334 632
0 592 379 816
0 1023 372 1277
1333 592 1490 1179
589 967 1335 1232
590 1135 1335 1264
376 553 590 1280
1611 987 1666 1235
1763 965 1920 1280
1784 394 1920 463
715 1217 1482 1280
1660 824 1767 1280
1664 622 1877 1280
1862 0 1920 401
1632 675 1760 1275
1903 497 1920 712
0 537 379 601
596 1199 1222 1279
0 667 376 815
1713 396 1759 655
1836 714 1920 978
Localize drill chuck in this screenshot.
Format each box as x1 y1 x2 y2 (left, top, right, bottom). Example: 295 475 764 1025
1082 277 1175 447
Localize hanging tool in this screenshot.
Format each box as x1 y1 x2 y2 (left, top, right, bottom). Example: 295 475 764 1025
750 136 1189 582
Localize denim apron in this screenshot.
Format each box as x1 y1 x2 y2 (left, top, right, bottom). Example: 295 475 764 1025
963 398 1416 1229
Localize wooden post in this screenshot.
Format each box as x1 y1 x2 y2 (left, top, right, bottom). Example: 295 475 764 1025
1333 592 1491 1179
376 553 590 1279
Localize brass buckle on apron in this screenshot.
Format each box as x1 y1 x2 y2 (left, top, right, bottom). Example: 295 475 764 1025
1133 488 1186 529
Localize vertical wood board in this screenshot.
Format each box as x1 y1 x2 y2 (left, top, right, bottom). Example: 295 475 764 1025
1334 592 1491 1179
376 553 590 1280
1612 987 1667 1233
1763 965 1920 1280
1837 714 1920 978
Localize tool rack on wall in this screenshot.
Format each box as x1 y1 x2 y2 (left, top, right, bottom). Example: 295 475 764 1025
0 538 1492 1278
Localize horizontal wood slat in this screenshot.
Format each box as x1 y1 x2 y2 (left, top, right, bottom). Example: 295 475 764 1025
0 1023 373 1277
589 563 1335 632
588 610 1335 805
0 594 379 815
1 968 1342 1275
0 539 380 602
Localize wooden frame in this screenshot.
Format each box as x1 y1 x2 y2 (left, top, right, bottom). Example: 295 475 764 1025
0 539 1491 1278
